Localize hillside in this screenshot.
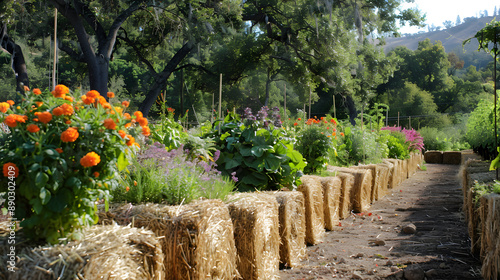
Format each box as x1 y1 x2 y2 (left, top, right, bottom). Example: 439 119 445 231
383 16 496 68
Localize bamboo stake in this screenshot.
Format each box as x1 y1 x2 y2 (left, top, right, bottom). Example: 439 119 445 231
308 87 312 119
52 8 58 90
219 74 222 134
284 83 287 121
333 94 336 119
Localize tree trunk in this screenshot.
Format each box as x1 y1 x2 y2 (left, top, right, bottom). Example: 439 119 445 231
0 23 29 93
88 54 109 95
139 42 195 116
346 94 358 125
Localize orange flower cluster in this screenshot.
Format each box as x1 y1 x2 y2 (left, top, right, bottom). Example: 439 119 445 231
33 88 42 95
80 151 101 167
27 124 40 133
3 163 19 178
61 127 79 142
107 92 115 98
4 114 27 128
0 102 10 113
103 118 117 130
34 112 53 124
53 103 74 116
52 84 69 98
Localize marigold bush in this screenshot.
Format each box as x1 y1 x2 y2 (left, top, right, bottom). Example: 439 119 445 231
0 85 148 243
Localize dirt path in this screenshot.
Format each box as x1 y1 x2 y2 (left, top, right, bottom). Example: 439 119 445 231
280 164 483 280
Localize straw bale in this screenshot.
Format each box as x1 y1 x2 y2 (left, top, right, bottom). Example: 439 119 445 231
424 151 443 164
0 224 164 280
354 164 388 202
327 167 373 213
227 193 280 280
481 194 500 280
480 194 492 262
460 160 491 221
382 160 396 190
461 150 482 165
466 172 497 256
335 173 355 219
319 176 342 230
442 151 462 165
384 159 401 188
297 175 325 245
401 159 409 180
376 163 390 200
107 199 238 280
264 191 307 267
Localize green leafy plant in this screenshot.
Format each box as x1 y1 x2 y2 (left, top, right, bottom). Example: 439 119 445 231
0 86 146 243
296 126 332 174
204 107 306 192
150 93 187 150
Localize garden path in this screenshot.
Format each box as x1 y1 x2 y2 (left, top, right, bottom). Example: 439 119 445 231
280 163 483 280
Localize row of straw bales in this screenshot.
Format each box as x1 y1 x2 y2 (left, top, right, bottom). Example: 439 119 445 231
424 150 476 165
460 159 500 279
1 152 423 280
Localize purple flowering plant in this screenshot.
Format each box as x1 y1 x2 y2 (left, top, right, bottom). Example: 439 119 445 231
112 142 235 205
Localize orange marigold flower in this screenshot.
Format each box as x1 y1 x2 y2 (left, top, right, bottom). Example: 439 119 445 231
60 103 74 115
53 107 64 116
52 84 69 98
35 101 43 107
80 151 101 167
6 100 14 106
293 122 298 126
33 88 42 95
126 186 130 192
332 132 336 136
3 162 19 178
124 122 132 128
138 117 148 127
24 86 30 92
118 130 126 138
142 126 151 136
27 124 40 133
36 112 52 124
56 148 63 153
64 96 74 102
134 111 143 119
82 95 95 105
102 102 112 109
65 120 71 124
297 118 301 121
107 92 115 98
93 171 100 177
33 118 39 122
0 102 9 113
4 114 26 128
103 118 117 130
122 100 130 107
126 135 135 146
340 132 345 137
97 96 107 105
61 127 79 142
86 90 100 98
134 180 138 186
123 113 131 119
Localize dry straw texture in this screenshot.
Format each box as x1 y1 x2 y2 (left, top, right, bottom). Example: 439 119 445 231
335 172 355 219
327 167 373 213
382 160 396 190
376 163 390 200
466 172 496 255
0 224 164 280
459 159 489 222
481 194 500 280
227 193 280 280
319 176 342 230
383 159 400 189
401 159 409 180
424 151 443 164
480 194 492 262
354 164 383 203
298 175 325 245
442 151 462 165
264 190 307 267
103 199 238 280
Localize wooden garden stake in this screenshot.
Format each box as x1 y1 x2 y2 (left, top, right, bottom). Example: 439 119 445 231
52 8 58 90
284 83 287 121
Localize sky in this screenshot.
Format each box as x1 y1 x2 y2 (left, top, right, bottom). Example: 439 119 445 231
398 1 498 34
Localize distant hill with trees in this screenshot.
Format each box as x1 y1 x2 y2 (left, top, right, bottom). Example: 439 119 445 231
384 16 496 69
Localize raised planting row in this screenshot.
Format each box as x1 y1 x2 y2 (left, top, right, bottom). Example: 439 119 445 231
0 152 423 280
460 159 500 280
